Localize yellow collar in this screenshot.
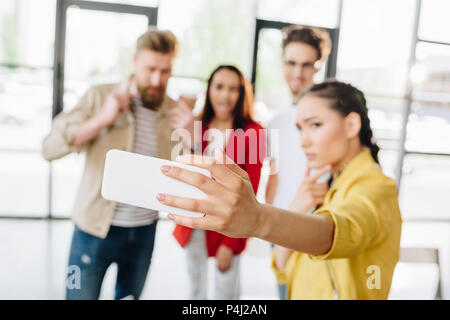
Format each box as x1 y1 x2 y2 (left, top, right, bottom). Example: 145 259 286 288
330 149 376 190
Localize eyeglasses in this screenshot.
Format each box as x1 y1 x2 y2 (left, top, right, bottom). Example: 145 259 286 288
283 60 320 71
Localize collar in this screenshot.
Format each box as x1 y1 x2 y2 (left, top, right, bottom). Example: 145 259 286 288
329 149 375 192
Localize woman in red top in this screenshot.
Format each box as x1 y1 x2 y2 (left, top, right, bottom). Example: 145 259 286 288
170 65 266 299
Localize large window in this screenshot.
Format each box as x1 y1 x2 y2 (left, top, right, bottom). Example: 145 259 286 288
257 0 339 28
1 1 449 223
0 0 55 217
159 0 256 80
336 0 417 180
252 22 337 124
0 0 157 218
51 1 155 217
418 0 450 44
399 0 450 219
251 0 341 123
253 28 292 122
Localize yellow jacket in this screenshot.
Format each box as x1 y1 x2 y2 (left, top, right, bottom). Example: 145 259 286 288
272 150 402 299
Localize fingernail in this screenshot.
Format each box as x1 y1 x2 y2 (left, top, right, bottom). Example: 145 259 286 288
156 193 165 201
167 213 174 220
161 165 171 173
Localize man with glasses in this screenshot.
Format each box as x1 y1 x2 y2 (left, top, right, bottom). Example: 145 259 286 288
265 25 332 300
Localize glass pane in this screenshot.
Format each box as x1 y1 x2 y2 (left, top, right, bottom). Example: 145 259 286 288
378 149 398 180
0 0 55 67
0 67 53 151
413 42 450 99
0 152 49 216
419 0 450 43
399 154 450 219
257 0 339 28
159 0 254 80
254 29 291 123
337 0 416 97
63 7 149 110
366 96 404 147
0 67 52 218
51 8 150 217
406 101 450 154
366 96 405 180
253 28 328 124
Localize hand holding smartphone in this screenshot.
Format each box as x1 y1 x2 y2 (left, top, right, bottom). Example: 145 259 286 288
101 149 211 217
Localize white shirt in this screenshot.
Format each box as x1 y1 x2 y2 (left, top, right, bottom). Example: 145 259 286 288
111 99 160 227
267 104 307 210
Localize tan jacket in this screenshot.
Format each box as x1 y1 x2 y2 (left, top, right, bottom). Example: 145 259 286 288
42 80 179 238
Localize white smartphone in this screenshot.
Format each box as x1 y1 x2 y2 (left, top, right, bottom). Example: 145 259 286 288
101 149 211 217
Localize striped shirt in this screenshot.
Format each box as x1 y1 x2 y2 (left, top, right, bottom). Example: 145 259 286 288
111 99 160 227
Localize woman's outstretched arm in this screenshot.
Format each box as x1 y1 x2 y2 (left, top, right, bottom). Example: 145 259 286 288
156 149 334 255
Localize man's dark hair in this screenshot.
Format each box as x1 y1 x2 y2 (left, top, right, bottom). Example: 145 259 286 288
282 26 332 64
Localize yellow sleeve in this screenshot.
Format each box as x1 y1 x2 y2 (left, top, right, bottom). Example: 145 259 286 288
309 181 398 260
271 250 288 284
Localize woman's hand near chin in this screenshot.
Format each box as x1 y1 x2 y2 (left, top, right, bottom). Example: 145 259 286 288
288 164 331 215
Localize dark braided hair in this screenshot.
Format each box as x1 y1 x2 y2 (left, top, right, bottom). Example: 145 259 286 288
300 80 380 163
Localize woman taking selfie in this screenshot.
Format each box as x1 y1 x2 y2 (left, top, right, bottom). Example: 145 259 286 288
169 65 266 299
158 80 402 300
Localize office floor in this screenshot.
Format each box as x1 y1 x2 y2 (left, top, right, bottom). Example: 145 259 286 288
0 218 446 300
0 218 278 300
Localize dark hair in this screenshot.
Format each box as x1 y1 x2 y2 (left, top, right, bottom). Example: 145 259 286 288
200 65 254 129
282 26 332 65
300 80 380 163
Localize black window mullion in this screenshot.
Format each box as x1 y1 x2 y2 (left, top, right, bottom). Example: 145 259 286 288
49 0 158 219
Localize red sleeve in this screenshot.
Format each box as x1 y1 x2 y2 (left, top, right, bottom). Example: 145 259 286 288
220 123 267 254
221 237 247 253
245 123 266 193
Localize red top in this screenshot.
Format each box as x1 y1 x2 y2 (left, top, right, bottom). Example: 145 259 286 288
173 119 266 257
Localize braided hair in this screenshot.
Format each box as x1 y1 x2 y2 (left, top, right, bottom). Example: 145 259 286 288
300 80 380 163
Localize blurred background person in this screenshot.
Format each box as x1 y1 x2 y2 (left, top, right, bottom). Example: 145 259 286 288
169 65 266 299
42 28 179 300
265 25 332 209
264 25 332 299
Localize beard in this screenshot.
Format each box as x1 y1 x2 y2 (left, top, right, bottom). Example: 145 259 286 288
137 84 166 111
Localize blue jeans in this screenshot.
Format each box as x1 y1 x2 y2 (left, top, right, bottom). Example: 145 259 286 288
278 284 287 300
270 243 287 300
66 222 157 300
